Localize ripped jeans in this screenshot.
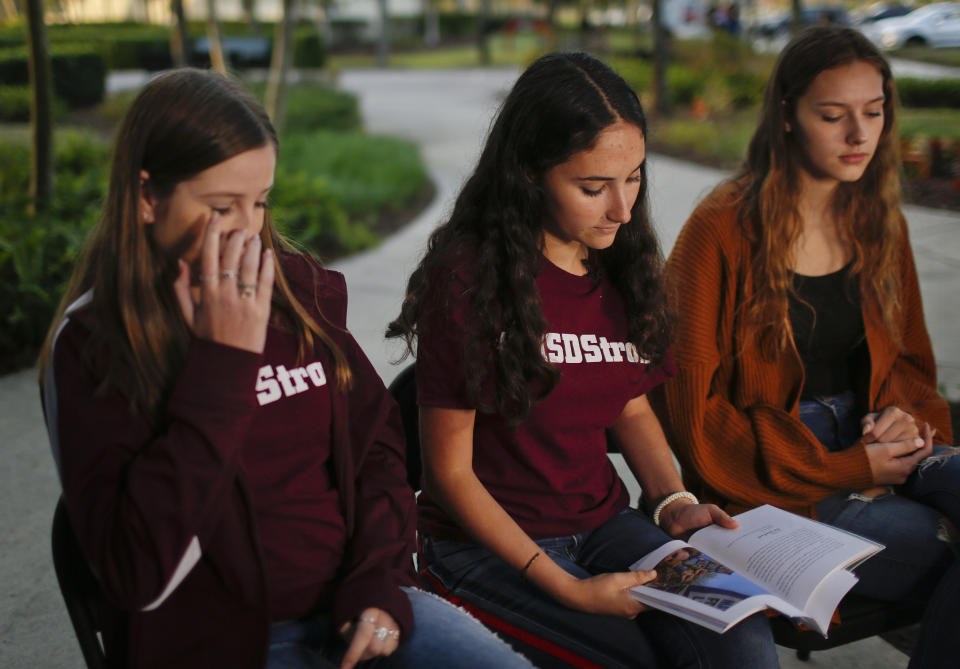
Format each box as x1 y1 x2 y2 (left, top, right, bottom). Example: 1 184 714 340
800 392 960 669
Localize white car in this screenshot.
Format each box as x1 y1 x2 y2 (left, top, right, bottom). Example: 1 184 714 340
866 2 960 49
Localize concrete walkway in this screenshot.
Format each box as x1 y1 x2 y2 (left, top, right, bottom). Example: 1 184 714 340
3 67 957 668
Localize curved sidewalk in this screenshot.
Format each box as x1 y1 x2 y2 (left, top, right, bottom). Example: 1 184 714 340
3 67 954 668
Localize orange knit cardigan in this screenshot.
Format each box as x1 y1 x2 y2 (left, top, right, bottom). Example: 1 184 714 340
652 187 953 519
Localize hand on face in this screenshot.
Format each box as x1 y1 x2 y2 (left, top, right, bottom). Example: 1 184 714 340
173 214 274 354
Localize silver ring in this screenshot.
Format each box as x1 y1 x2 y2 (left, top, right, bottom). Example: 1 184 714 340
220 269 238 279
374 627 389 641
197 274 217 283
359 615 377 625
388 629 400 640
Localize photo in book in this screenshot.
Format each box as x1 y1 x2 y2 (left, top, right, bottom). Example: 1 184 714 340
629 505 882 634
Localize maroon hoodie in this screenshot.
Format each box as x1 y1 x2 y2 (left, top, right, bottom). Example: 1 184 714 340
42 253 417 668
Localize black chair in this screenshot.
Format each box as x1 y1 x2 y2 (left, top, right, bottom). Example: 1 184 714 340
51 496 110 669
388 363 422 491
770 594 923 661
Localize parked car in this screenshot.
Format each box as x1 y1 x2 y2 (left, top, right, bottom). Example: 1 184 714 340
750 6 849 38
866 2 960 48
855 3 913 25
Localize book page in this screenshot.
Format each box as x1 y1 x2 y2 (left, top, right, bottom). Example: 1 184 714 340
689 505 880 609
630 540 776 630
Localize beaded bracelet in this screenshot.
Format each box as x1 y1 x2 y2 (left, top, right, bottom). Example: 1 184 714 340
652 491 699 526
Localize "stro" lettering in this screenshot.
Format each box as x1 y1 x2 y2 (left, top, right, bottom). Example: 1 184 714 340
255 362 327 406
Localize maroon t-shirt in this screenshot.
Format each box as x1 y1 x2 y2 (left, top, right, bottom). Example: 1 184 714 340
416 253 674 540
240 327 344 622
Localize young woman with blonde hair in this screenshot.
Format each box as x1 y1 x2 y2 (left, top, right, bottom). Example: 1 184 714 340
655 27 959 668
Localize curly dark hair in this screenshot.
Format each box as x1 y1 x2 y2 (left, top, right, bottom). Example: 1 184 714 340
387 52 672 423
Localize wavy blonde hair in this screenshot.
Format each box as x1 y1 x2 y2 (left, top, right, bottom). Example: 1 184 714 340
733 27 903 358
39 69 351 416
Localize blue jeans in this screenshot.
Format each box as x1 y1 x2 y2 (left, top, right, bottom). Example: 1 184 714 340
421 509 779 669
267 586 533 669
801 393 960 669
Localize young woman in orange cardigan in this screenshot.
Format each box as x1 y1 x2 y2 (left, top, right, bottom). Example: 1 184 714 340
653 26 959 669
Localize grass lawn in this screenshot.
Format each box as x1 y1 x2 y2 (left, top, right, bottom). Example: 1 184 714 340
891 47 960 69
648 106 960 172
328 33 546 69
899 108 960 141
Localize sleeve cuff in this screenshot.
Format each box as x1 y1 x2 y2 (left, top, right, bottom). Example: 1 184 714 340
333 577 415 641
168 337 263 413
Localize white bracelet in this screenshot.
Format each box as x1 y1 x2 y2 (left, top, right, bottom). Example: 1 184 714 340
652 491 699 526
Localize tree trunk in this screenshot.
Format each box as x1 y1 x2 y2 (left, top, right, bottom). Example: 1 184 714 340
170 0 190 67
206 0 227 73
243 0 260 34
318 0 333 46
476 0 491 66
791 0 804 35
25 0 53 214
424 0 440 47
0 0 19 22
652 0 670 115
376 0 389 68
265 0 295 135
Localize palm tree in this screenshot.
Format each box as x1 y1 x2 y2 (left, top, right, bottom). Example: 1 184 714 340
651 0 670 114
170 0 190 67
477 0 492 65
377 0 390 68
25 0 53 213
266 0 296 135
206 0 227 73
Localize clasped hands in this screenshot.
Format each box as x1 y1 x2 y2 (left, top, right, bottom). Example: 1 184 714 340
862 406 935 486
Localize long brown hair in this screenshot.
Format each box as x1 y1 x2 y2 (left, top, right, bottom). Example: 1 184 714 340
733 27 903 357
388 52 672 423
39 69 350 416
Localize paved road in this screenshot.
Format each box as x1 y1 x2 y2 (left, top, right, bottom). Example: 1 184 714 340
5 67 956 668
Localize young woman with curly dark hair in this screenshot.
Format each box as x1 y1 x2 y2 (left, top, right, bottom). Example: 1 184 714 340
654 27 960 668
388 52 779 669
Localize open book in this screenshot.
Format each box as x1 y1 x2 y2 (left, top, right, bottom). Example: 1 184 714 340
629 504 883 635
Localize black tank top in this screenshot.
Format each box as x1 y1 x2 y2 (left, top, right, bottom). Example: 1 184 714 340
788 263 868 399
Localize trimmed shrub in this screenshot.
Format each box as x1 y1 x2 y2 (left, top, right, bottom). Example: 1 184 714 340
0 44 105 108
669 65 709 106
271 168 371 259
284 85 361 133
293 25 326 68
0 84 68 122
0 130 109 373
897 77 960 109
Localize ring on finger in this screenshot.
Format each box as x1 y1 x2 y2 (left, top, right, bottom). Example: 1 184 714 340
220 269 238 279
359 616 377 625
388 629 400 640
374 627 389 641
238 281 256 298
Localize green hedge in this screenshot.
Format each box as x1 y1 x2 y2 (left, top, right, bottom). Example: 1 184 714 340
0 44 105 108
898 77 960 109
0 131 109 373
0 21 325 71
0 84 68 122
